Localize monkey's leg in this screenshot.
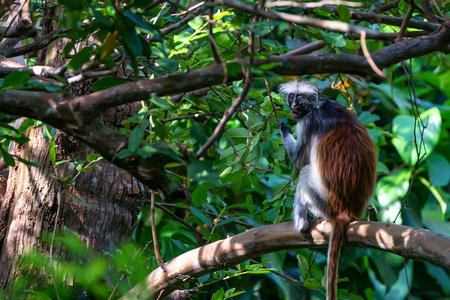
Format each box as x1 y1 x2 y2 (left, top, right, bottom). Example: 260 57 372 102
293 165 329 232
293 165 315 232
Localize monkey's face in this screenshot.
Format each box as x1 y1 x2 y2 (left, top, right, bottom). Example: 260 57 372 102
287 93 317 119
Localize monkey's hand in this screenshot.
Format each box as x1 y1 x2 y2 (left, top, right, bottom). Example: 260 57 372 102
279 122 291 137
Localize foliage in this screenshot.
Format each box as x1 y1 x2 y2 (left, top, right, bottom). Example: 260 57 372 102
0 0 449 299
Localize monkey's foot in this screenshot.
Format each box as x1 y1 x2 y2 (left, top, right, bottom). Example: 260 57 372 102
293 217 310 232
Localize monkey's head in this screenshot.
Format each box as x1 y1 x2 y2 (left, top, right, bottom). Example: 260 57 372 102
279 80 321 119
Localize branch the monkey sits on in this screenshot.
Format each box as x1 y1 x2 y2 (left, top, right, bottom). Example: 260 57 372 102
279 80 377 300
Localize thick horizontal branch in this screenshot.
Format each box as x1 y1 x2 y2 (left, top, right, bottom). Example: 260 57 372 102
73 22 450 116
0 16 448 124
0 91 183 200
121 220 450 300
0 21 448 201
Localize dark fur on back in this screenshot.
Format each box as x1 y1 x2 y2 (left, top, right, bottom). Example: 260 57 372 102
279 81 377 300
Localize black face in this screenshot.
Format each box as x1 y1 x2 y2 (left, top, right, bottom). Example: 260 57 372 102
288 93 316 119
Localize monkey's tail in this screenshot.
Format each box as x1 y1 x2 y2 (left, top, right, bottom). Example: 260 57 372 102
326 215 351 300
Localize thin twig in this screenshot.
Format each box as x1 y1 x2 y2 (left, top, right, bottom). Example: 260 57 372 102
264 78 280 125
194 73 253 159
249 259 298 282
280 40 326 57
372 0 400 14
396 1 416 42
154 202 203 236
267 0 363 8
359 31 387 79
151 190 166 271
223 127 273 172
419 0 437 23
209 6 221 64
393 61 427 223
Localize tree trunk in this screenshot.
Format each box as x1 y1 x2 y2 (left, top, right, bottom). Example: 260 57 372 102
0 3 146 291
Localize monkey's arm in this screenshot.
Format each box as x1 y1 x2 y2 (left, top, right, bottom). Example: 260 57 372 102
280 122 308 167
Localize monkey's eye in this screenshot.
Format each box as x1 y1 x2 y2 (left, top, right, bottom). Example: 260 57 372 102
288 94 295 101
297 95 306 102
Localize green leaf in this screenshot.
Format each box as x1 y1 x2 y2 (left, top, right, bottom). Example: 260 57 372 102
171 233 198 246
192 185 207 207
49 139 56 166
91 76 127 92
0 148 15 166
211 288 225 300
155 59 179 74
71 194 90 207
16 156 41 167
67 47 93 71
128 117 149 152
376 169 411 207
62 176 74 184
79 165 98 172
321 31 346 47
220 144 246 163
151 96 172 110
358 111 380 125
427 152 450 186
17 118 34 134
246 194 254 213
190 206 212 227
188 16 204 30
122 10 161 38
224 290 245 299
137 145 157 159
226 62 242 77
337 5 351 23
117 149 134 159
86 154 103 163
392 108 441 166
271 180 290 202
227 128 251 144
377 161 390 174
216 217 243 228
385 261 413 300
2 71 30 89
297 254 309 280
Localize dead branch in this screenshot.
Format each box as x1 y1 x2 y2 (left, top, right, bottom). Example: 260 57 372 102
121 220 450 300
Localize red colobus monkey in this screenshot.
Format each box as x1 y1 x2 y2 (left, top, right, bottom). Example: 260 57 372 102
278 80 377 300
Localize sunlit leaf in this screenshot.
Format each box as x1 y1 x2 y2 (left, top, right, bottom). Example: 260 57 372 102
392 108 441 166
376 169 411 207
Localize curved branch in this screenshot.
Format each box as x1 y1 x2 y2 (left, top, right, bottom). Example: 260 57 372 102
121 220 450 300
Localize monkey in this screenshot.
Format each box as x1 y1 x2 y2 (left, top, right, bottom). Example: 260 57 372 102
278 80 377 300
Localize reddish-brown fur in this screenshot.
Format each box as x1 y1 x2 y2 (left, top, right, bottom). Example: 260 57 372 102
279 80 377 300
318 113 377 300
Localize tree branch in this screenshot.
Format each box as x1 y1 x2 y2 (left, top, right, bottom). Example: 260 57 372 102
220 0 385 38
194 72 253 158
121 220 450 300
0 21 448 201
0 28 65 57
323 5 440 32
0 19 36 39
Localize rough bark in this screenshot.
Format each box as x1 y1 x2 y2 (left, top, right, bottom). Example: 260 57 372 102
122 220 450 300
0 4 147 290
